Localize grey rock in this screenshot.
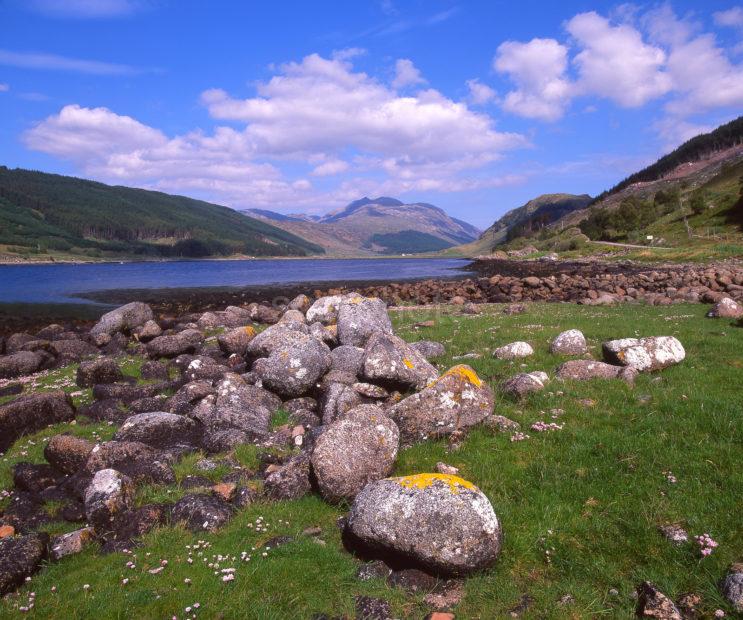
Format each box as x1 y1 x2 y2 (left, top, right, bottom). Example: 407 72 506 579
337 295 393 347
288 293 312 313
133 320 162 342
50 527 95 561
410 340 446 359
389 365 493 442
330 344 365 374
635 581 682 619
557 360 637 384
361 332 438 390
246 322 310 359
722 564 743 612
44 434 95 475
311 405 399 502
90 302 154 337
346 473 502 576
171 493 233 532
0 532 49 595
183 356 230 382
217 326 257 356
707 297 743 319
550 329 587 355
0 391 75 453
76 358 124 387
485 415 521 432
49 339 98 362
114 412 202 451
167 380 215 415
146 329 204 358
253 337 331 398
602 336 685 372
318 381 364 425
306 294 347 325
501 371 549 399
6 333 37 353
264 454 312 500
493 341 534 360
83 468 134 532
0 351 44 379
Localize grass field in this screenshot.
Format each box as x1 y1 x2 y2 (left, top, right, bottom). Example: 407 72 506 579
1 303 742 618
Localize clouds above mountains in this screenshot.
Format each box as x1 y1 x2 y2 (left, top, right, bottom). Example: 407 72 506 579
25 52 525 210
493 5 743 140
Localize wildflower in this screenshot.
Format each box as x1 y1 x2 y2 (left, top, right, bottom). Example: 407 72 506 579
122 578 129 585
530 421 563 432
510 432 530 442
694 533 718 556
222 574 235 582
83 584 90 590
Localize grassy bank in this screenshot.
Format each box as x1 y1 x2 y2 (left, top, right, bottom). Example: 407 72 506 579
1 303 742 618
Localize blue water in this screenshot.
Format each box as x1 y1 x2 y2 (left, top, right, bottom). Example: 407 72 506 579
0 258 471 304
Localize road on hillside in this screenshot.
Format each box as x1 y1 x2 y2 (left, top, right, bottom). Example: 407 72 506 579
588 240 672 250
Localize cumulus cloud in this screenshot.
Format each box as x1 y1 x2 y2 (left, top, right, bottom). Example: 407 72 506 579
714 7 743 28
494 38 572 121
466 78 497 105
0 49 145 75
391 58 426 89
25 53 527 210
566 12 672 107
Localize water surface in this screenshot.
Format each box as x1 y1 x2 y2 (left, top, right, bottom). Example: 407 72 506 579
0 258 471 305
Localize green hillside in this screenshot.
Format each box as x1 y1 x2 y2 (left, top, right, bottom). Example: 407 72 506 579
0 167 324 260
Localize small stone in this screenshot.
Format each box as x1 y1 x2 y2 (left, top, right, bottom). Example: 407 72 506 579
658 524 688 545
50 527 95 561
721 563 743 612
435 462 459 475
550 329 587 355
0 525 15 539
636 581 682 619
493 341 534 360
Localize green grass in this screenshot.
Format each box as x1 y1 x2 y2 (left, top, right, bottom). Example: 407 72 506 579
2 303 742 618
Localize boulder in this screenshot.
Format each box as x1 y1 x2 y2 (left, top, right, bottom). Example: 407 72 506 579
318 381 365 425
602 336 685 372
133 320 162 342
346 474 502 576
113 412 202 451
337 295 393 347
501 371 549 399
550 329 587 355
171 493 233 532
253 337 331 398
389 365 493 442
183 356 230 382
410 340 446 359
90 302 154 337
146 329 204 358
190 374 274 452
83 469 134 532
556 360 637 384
13 462 63 493
49 339 98 362
140 360 170 380
306 294 346 325
45 435 95 475
288 293 312 313
76 358 124 388
167 380 215 415
50 527 95 561
707 297 743 319
246 322 310 359
85 440 174 484
0 391 75 453
635 582 682 620
0 351 44 379
6 333 37 353
361 332 438 390
311 405 399 502
330 344 365 374
722 563 743 612
217 326 257 356
264 454 312 500
0 532 49 595
493 341 534 360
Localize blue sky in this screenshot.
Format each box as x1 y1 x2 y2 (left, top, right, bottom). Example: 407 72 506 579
1 0 742 228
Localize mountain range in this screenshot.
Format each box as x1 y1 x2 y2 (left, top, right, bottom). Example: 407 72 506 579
242 197 481 256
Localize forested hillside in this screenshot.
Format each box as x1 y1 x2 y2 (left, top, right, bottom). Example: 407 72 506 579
0 167 324 260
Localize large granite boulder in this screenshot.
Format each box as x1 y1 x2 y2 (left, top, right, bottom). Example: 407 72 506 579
0 391 75 453
253 337 331 398
345 473 502 576
90 302 154 338
146 329 204 358
556 360 637 384
707 297 743 319
602 336 685 372
0 351 45 379
217 326 257 356
76 358 124 388
113 412 202 451
389 365 493 442
306 294 347 325
550 329 587 355
83 469 134 532
361 332 438 390
0 533 49 595
44 434 95 475
311 405 399 503
337 295 393 347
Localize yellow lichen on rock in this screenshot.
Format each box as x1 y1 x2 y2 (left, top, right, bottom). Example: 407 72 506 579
244 326 256 337
403 358 415 369
396 473 478 493
434 365 483 388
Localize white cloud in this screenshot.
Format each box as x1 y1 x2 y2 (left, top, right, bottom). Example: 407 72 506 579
494 38 572 121
714 7 743 28
24 54 527 210
0 49 144 75
25 0 142 18
0 83 8 92
391 58 426 89
466 78 497 105
311 158 350 176
566 12 672 107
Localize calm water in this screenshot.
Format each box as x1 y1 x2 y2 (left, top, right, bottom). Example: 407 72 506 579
0 258 471 305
